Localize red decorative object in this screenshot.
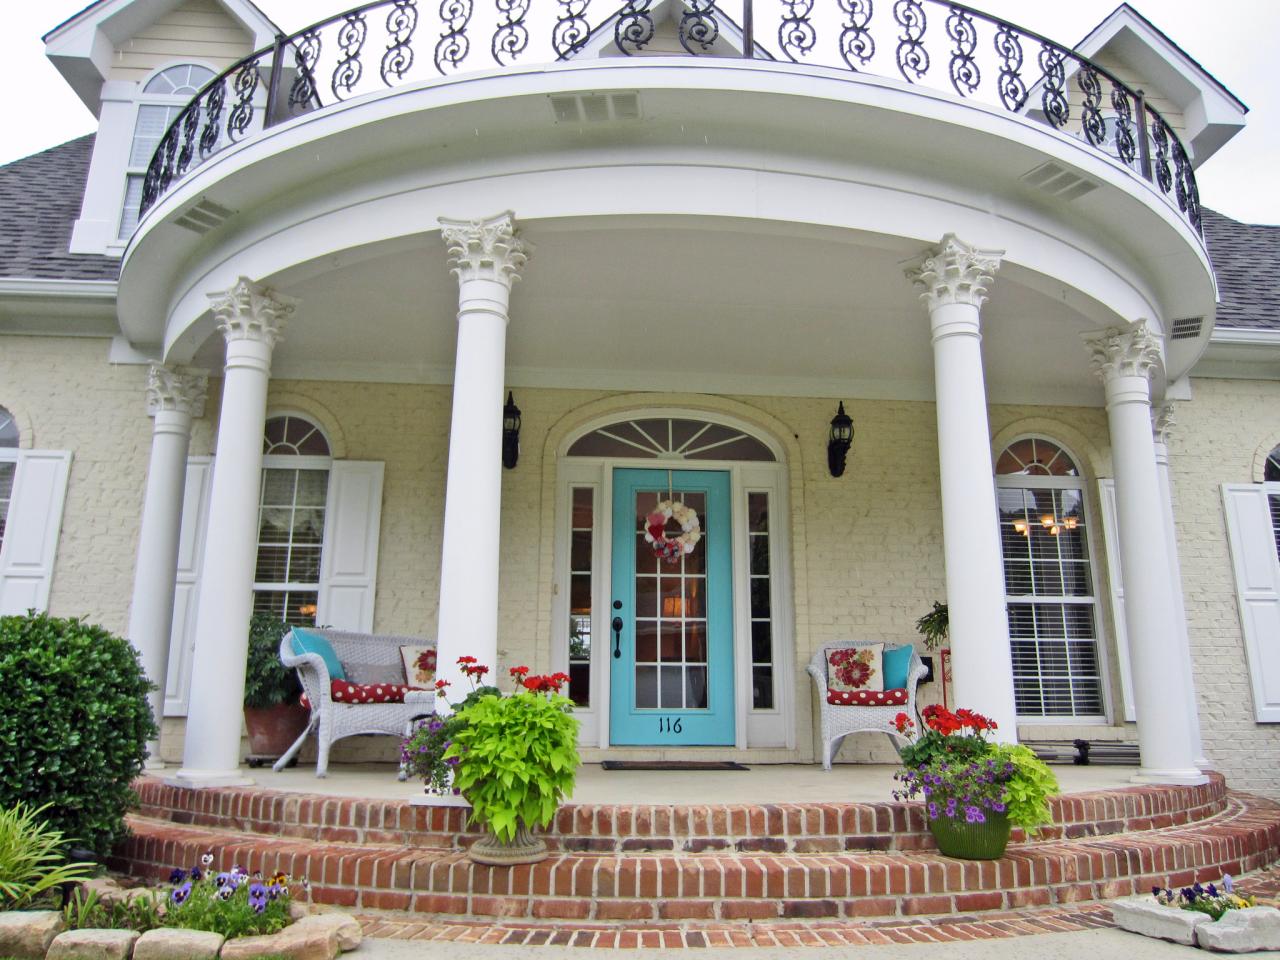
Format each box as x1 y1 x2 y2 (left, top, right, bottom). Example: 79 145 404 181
939 646 952 709
300 679 416 708
826 687 909 706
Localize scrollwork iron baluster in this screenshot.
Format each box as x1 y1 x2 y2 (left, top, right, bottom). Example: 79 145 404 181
1151 118 1172 194
615 0 654 54
1110 84 1136 167
1038 43 1068 129
176 106 200 174
381 0 418 85
779 0 816 62
158 128 178 195
333 13 368 98
435 0 472 73
493 0 530 64
227 58 260 140
679 0 720 54
1186 164 1202 232
1078 65 1105 147
288 30 322 114
553 0 591 60
946 6 978 97
199 81 224 156
993 23 1025 112
894 0 928 83
838 0 875 70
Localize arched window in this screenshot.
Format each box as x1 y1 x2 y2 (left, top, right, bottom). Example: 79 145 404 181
254 415 332 625
996 438 1104 720
118 63 216 239
0 406 17 556
568 417 775 461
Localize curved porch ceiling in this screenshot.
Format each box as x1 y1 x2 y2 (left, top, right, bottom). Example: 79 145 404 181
117 59 1218 399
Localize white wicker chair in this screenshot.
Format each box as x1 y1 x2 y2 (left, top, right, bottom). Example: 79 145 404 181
807 641 927 770
274 628 437 778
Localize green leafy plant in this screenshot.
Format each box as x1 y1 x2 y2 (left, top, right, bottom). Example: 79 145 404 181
0 613 157 856
989 743 1060 836
0 803 95 909
243 614 302 709
62 887 163 932
162 862 297 939
914 601 949 650
1154 877 1255 920
444 662 580 843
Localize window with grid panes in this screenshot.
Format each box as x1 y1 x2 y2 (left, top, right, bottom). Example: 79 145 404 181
0 406 17 556
253 416 331 625
118 64 215 239
747 492 775 708
1264 445 1280 562
995 438 1104 718
567 487 594 707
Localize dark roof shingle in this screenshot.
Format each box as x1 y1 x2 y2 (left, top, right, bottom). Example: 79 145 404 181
0 135 119 282
1202 208 1280 331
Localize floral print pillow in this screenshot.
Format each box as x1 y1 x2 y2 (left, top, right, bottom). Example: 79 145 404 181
399 645 437 688
826 643 884 694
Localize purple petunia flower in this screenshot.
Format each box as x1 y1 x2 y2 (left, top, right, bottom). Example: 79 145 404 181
171 882 192 906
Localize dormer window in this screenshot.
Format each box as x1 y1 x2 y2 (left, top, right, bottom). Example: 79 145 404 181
118 63 215 240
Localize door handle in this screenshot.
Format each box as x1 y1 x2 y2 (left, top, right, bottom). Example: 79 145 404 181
612 616 624 658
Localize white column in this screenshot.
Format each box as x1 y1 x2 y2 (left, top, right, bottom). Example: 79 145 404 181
1083 322 1204 784
907 235 1018 741
128 365 208 769
1152 403 1209 768
434 212 529 695
171 278 295 788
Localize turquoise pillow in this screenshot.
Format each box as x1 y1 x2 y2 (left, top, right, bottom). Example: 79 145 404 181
882 645 914 690
291 628 346 681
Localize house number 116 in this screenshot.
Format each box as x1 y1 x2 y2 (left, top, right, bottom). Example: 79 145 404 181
658 717 683 733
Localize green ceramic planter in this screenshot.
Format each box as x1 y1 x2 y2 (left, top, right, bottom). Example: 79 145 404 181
927 811 1011 860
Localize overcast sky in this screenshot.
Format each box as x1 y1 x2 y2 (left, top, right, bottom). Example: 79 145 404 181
3 0 1276 224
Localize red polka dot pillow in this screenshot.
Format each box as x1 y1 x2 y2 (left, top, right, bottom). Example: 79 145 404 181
827 688 908 706
826 643 884 695
300 679 415 708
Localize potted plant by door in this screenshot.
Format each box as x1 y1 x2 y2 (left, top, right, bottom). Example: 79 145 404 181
892 705 1058 859
243 614 309 764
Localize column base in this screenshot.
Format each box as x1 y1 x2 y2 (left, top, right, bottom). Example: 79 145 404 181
1130 768 1210 787
144 757 167 771
165 768 255 789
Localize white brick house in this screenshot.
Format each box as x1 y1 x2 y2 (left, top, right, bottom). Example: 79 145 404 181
2 0 1278 794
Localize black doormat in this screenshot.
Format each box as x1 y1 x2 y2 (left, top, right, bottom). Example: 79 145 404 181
601 760 750 771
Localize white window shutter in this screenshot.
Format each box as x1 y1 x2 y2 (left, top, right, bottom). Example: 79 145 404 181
1097 479 1136 722
317 461 384 633
164 457 214 716
1221 484 1280 722
0 451 72 616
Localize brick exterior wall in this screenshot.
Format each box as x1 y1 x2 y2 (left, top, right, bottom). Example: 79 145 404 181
2 335 1276 793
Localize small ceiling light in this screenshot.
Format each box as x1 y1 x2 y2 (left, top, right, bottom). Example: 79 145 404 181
502 391 521 470
827 401 854 478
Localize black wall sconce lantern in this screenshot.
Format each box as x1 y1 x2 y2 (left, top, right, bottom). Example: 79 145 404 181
827 401 854 477
502 391 521 469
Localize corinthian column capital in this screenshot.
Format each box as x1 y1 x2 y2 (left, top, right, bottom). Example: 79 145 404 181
1082 319 1163 385
145 364 208 418
906 234 1004 311
439 212 530 288
209 277 296 348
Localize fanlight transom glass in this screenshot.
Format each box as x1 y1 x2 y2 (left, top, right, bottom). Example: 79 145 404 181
0 407 17 448
568 418 774 462
264 415 331 456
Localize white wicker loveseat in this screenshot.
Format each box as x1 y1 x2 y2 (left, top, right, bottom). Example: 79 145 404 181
274 628 437 777
807 641 928 770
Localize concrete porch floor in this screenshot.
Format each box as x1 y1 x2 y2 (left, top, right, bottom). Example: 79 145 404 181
231 761 1143 804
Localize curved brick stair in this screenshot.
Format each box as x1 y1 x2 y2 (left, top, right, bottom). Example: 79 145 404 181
114 773 1280 923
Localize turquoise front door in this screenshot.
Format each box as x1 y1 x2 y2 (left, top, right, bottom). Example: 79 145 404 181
610 468 734 745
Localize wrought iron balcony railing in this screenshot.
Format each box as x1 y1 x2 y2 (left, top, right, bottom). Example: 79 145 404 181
139 0 1201 235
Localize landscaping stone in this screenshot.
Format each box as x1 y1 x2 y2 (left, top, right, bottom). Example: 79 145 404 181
0 911 66 959
218 921 339 960
1111 896 1210 945
133 927 225 960
293 914 363 951
1195 906 1280 953
46 928 140 960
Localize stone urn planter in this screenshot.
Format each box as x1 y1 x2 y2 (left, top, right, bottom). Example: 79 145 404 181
468 822 549 866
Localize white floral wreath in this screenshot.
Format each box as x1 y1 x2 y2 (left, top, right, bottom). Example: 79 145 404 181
644 500 702 564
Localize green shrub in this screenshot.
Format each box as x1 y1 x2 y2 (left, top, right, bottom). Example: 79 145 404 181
0 804 95 909
243 614 301 709
62 887 162 932
0 613 157 856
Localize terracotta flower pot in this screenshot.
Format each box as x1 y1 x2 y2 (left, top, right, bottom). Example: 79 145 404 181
244 702 310 759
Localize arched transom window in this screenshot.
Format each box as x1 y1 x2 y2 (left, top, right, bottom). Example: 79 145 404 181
995 438 1103 720
568 417 775 462
0 407 17 448
255 415 332 625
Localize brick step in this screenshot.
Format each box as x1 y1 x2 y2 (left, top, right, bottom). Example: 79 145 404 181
133 774 1228 854
113 789 1280 923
